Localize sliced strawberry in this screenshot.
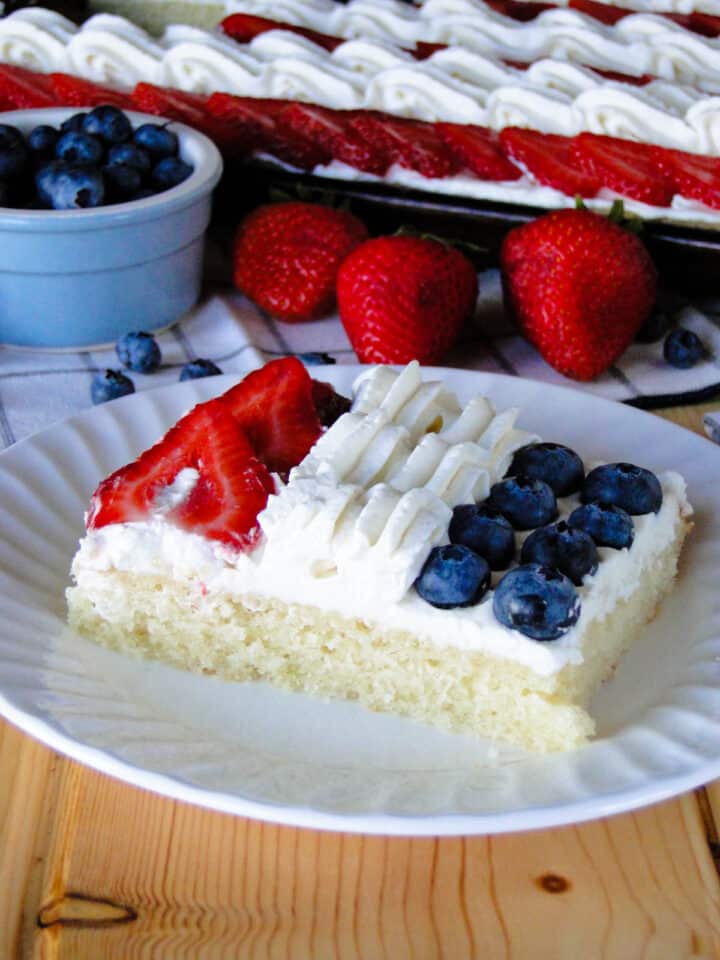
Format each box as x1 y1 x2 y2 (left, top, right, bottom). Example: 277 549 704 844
499 127 600 197
221 357 323 476
571 133 675 207
207 93 330 169
413 42 447 60
591 68 652 86
487 0 554 21
88 399 275 551
280 102 389 174
131 83 237 151
649 145 720 209
0 64 58 109
436 122 522 180
50 73 133 108
667 11 720 37
568 0 630 25
348 113 461 179
221 13 342 51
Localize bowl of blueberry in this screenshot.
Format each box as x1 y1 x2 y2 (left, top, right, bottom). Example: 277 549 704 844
0 104 223 349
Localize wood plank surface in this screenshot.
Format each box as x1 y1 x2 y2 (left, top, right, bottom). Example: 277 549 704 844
1 401 719 959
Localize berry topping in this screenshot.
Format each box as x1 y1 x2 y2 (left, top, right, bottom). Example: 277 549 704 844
116 331 162 373
520 521 599 585
571 133 675 207
87 398 276 551
91 369 135 405
436 123 522 181
82 105 133 145
415 544 491 609
493 563 581 641
581 462 662 515
179 358 222 380
234 201 369 323
349 113 460 179
508 442 584 497
0 64 58 110
568 502 634 549
498 127 599 197
663 328 707 369
448 503 515 570
487 476 558 530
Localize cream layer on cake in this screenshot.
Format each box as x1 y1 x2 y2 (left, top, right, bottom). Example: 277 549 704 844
67 364 692 751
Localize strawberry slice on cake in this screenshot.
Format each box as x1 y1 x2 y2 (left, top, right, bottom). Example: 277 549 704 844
87 358 329 550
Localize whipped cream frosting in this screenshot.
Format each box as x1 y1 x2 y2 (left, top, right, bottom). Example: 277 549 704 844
4 9 720 164
71 363 691 677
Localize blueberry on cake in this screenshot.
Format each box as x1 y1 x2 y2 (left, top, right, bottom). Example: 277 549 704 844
66 358 692 752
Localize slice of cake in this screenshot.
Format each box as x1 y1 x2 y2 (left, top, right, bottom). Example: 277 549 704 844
66 358 692 752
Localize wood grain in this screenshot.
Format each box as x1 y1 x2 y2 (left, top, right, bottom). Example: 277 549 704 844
1 401 719 959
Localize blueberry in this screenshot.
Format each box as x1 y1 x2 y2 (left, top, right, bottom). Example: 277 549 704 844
508 442 584 497
299 352 336 365
520 521 598 586
134 122 179 159
55 130 104 167
116 331 161 373
663 328 707 369
107 141 151 177
635 308 673 344
82 105 132 145
415 544 490 609
91 369 135 404
102 162 142 203
179 358 222 380
151 156 193 192
568 502 634 550
60 112 87 133
27 124 60 158
448 503 515 570
36 162 105 209
493 563 581 641
0 124 27 179
581 462 662 515
487 475 557 530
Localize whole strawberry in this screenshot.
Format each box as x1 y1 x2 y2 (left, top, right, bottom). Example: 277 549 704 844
233 201 369 322
501 208 657 381
337 236 478 364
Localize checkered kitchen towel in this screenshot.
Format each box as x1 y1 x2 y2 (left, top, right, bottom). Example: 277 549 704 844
1 267 719 448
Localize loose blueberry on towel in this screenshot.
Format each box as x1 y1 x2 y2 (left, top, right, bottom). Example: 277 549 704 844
134 123 179 160
507 442 584 497
82 105 132 145
663 328 706 369
90 369 135 405
0 124 27 179
415 544 491 609
520 521 598 586
36 162 105 209
116 331 162 373
179 358 223 381
567 502 634 549
581 462 662 515
151 156 193 191
448 503 515 570
488 475 557 530
493 563 581 641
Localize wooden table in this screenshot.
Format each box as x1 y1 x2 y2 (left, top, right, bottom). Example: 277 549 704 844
2 402 719 959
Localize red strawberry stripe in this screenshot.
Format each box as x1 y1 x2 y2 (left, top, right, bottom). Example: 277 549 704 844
349 113 460 179
280 102 389 174
499 127 600 197
50 73 133 108
131 83 236 149
436 122 522 180
571 132 675 206
221 13 342 51
0 64 58 109
650 145 720 209
222 357 323 475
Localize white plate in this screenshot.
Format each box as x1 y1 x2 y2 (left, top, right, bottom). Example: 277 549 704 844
1 367 719 836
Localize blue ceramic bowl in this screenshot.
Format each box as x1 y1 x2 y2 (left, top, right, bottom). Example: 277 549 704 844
0 108 223 349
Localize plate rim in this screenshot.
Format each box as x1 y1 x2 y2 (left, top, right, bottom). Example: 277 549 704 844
1 364 719 836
